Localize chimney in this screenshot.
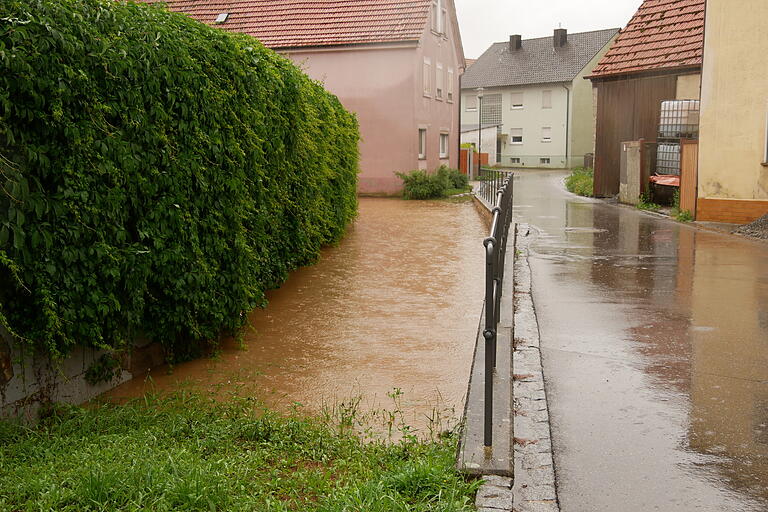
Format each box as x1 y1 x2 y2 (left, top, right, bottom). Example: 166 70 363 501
553 28 567 48
509 35 522 51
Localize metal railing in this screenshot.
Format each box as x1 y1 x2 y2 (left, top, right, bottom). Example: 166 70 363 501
477 167 509 204
481 172 514 448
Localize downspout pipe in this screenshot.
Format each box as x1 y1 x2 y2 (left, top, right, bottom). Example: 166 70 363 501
562 84 571 168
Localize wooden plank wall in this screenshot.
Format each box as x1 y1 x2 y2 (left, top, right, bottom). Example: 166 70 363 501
594 75 677 197
680 140 698 216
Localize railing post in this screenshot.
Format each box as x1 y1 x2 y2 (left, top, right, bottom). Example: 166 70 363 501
483 237 496 448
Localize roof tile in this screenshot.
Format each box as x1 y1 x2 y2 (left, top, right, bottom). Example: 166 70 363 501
589 0 705 78
461 29 619 89
141 0 432 48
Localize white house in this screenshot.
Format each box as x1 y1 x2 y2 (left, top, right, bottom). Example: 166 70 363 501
461 29 618 169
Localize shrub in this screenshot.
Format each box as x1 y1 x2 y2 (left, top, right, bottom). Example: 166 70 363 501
0 0 359 358
396 170 449 200
565 167 594 197
437 165 469 190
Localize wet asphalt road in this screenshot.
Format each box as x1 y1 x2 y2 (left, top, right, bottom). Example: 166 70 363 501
513 170 768 512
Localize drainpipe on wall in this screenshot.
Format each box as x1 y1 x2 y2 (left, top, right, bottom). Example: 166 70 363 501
562 84 571 168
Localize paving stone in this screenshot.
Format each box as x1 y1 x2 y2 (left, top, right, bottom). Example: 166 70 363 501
482 475 513 489
515 500 559 512
476 486 514 510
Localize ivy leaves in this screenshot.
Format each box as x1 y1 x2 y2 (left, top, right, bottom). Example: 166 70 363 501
0 0 359 358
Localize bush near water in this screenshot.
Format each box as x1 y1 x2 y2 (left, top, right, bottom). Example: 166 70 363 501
397 167 469 200
0 0 360 359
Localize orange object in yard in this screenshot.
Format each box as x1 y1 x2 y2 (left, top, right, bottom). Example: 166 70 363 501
650 175 680 187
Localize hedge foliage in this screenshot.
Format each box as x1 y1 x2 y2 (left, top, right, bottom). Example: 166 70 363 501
0 0 360 358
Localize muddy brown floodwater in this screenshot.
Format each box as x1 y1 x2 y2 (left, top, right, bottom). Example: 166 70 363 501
103 198 487 432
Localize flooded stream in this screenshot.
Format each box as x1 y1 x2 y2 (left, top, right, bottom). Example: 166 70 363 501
104 198 487 431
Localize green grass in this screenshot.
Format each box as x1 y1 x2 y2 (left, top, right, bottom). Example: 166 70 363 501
0 394 479 511
564 168 594 197
445 186 472 197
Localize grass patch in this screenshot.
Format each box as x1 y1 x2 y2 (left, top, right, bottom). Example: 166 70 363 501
445 186 472 197
0 394 478 511
670 190 693 222
565 168 594 197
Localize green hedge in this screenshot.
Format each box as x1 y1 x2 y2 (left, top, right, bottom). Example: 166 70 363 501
0 0 359 358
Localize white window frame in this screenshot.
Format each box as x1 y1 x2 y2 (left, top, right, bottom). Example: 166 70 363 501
418 129 427 160
511 128 523 145
447 68 454 102
423 58 432 97
542 90 552 109
465 94 477 111
511 157 521 164
441 6 447 35
436 62 444 100
540 157 551 165
510 91 524 110
764 103 768 164
541 126 552 143
439 133 449 158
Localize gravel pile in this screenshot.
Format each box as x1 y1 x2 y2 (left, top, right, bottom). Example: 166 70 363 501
734 213 768 240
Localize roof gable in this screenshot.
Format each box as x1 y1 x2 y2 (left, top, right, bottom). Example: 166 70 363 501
145 0 432 49
461 29 619 89
589 0 705 79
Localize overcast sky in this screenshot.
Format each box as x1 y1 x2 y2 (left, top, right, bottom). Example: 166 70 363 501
454 0 642 59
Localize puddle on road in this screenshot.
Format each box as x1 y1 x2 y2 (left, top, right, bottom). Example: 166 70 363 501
102 198 487 434
513 170 768 511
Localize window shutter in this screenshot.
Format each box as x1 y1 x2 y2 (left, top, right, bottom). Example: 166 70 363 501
423 58 431 96
542 90 552 109
447 69 454 101
511 91 524 109
436 63 444 99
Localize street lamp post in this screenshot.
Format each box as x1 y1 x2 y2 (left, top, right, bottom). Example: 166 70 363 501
476 88 484 179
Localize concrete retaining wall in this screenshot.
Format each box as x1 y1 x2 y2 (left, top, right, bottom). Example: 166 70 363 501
0 328 164 421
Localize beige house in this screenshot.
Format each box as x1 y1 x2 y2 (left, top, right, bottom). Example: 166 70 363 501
461 29 618 169
143 0 465 195
696 0 768 223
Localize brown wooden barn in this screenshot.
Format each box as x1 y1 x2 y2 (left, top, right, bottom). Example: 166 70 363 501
587 0 706 197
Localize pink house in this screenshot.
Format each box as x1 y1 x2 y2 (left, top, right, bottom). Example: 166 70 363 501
143 0 466 195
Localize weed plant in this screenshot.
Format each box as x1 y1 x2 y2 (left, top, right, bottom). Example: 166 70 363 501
0 393 479 511
637 192 662 212
565 168 594 197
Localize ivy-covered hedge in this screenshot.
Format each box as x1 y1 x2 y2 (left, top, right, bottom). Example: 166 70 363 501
0 0 359 358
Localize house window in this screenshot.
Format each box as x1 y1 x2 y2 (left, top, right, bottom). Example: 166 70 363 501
542 90 552 109
540 157 551 165
440 133 449 158
441 7 447 35
423 58 431 97
542 127 552 143
418 129 427 159
447 69 454 102
465 95 477 111
431 0 445 33
511 157 521 164
511 128 523 144
511 91 524 109
436 63 444 100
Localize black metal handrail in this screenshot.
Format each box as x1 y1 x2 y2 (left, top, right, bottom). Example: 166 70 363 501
477 167 509 205
481 173 514 448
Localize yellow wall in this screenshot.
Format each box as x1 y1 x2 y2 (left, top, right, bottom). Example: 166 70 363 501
676 73 701 100
698 0 768 204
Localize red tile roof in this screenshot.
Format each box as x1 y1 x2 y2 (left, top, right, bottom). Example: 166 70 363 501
589 0 705 79
143 0 432 49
